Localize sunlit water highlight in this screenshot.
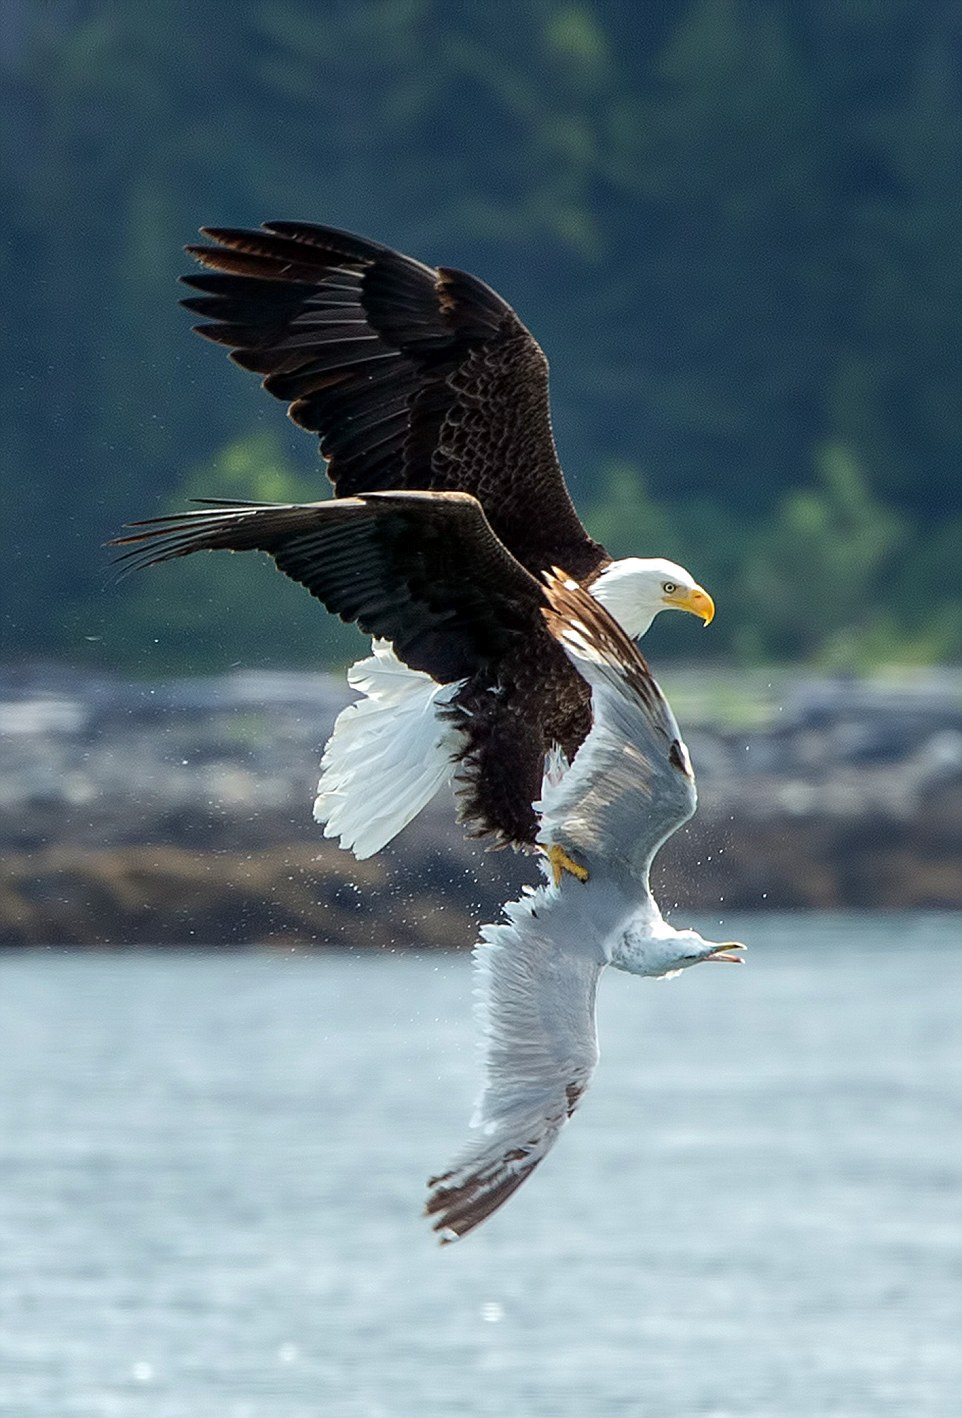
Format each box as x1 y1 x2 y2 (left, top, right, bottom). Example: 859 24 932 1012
1 914 961 1417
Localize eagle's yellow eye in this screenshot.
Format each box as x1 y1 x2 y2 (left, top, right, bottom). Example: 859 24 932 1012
662 581 677 594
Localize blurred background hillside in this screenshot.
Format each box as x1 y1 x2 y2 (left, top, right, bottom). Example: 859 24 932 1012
3 0 960 675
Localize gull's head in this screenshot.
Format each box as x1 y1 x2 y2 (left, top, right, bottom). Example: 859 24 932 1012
590 557 714 640
617 923 745 979
673 928 746 972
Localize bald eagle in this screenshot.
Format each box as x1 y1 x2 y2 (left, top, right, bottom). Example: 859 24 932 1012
112 224 714 862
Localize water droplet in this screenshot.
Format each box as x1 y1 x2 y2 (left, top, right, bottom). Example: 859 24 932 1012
481 1301 504 1323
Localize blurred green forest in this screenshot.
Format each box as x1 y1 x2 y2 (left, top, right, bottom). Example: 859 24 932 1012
2 0 960 671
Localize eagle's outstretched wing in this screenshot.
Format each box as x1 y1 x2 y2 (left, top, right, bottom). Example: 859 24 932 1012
111 489 550 685
181 222 608 582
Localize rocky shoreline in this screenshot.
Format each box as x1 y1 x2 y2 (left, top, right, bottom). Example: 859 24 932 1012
2 663 961 945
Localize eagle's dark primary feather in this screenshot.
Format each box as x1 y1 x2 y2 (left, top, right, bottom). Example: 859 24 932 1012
109 491 592 846
180 222 609 584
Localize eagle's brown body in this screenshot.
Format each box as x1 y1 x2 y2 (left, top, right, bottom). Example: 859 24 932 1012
448 634 594 847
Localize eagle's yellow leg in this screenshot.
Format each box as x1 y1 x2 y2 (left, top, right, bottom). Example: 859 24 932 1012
541 842 590 887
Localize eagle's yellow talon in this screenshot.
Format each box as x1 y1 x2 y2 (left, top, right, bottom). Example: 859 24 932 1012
541 842 589 886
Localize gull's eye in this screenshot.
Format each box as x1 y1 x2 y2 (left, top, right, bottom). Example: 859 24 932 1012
662 581 677 594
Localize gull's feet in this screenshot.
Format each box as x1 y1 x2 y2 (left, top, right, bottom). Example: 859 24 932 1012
541 842 590 887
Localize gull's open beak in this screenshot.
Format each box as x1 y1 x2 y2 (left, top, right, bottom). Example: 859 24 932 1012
666 585 715 625
705 941 746 964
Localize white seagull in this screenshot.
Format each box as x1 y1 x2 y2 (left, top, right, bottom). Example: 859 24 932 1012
425 572 744 1242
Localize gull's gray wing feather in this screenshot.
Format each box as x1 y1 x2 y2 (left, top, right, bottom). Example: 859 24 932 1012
539 572 697 882
425 884 608 1242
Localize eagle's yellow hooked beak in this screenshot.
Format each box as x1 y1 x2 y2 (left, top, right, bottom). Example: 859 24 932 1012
665 584 715 625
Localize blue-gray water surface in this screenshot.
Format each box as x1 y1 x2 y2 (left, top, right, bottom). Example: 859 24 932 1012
1 914 961 1417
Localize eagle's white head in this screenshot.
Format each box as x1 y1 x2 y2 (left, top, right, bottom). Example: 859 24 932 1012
588 557 715 640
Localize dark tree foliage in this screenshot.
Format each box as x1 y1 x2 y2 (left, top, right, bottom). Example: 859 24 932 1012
2 0 960 668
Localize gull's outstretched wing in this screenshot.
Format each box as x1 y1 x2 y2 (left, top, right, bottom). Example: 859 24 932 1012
181 222 608 583
109 490 545 685
426 885 608 1242
539 572 697 881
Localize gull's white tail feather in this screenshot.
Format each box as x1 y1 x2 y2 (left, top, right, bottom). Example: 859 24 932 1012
313 640 463 858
